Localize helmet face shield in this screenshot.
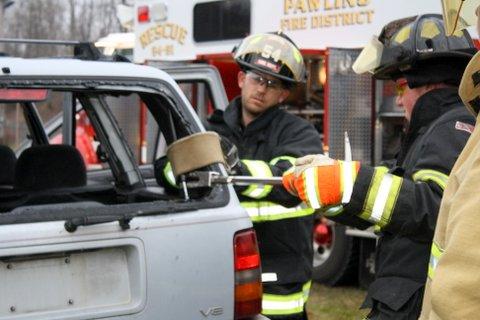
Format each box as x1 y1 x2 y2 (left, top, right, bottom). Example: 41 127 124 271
233 33 305 83
352 36 384 74
353 16 416 77
354 14 476 80
441 0 480 35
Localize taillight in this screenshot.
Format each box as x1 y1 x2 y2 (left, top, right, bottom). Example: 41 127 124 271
234 229 262 319
137 5 150 23
0 89 49 102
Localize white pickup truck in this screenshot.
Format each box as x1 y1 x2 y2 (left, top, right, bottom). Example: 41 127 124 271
0 41 266 320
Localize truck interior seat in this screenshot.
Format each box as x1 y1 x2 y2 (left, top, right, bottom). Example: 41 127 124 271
0 144 91 208
14 144 87 191
0 145 17 187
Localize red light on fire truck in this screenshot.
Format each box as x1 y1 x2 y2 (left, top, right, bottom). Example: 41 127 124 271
137 3 167 24
137 5 150 23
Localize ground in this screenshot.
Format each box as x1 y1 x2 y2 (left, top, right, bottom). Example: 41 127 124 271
307 283 368 320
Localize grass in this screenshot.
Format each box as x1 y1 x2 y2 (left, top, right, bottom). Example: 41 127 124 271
306 283 369 320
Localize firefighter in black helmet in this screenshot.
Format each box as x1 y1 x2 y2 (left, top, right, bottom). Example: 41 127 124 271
207 32 324 320
421 2 480 318
282 14 476 319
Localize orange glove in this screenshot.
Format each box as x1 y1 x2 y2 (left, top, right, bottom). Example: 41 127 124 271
283 158 360 209
282 167 297 196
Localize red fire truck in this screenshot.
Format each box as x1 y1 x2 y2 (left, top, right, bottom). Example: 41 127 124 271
105 0 457 287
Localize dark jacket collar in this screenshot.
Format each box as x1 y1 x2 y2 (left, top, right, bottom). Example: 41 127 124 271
407 87 462 136
397 87 463 164
223 96 281 136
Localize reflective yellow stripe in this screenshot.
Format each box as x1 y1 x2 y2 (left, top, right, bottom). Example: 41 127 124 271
163 161 177 187
428 241 444 279
375 174 402 228
359 167 388 221
241 160 274 199
262 281 311 316
270 156 296 166
359 167 402 228
413 169 449 190
241 201 314 222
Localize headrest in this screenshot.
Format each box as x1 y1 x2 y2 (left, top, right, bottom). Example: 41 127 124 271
15 145 87 191
0 145 16 185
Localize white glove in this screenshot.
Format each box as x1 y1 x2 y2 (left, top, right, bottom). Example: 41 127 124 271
294 154 335 177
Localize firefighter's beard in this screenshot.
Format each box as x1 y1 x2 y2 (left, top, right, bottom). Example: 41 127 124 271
242 94 271 118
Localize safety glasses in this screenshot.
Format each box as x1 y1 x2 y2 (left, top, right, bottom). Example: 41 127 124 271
246 72 283 90
395 79 408 96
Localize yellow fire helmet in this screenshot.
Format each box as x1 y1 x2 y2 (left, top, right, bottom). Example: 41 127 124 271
233 32 306 84
441 0 480 35
353 14 476 80
459 50 480 116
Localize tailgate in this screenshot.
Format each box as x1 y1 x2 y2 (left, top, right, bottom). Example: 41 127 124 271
0 200 250 320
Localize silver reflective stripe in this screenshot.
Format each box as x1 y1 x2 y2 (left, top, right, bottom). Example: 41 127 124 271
304 167 321 209
241 160 273 199
262 273 278 282
370 174 393 223
359 167 402 228
342 161 354 203
262 298 304 313
248 186 268 198
262 281 311 316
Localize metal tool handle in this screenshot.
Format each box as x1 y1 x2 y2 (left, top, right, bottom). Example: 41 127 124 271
222 175 283 186
185 171 283 188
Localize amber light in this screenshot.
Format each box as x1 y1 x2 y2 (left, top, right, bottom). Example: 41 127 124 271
235 282 262 318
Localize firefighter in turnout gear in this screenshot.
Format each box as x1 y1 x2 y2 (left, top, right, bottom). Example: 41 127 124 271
156 32 323 319
207 32 324 319
420 2 480 318
283 14 476 319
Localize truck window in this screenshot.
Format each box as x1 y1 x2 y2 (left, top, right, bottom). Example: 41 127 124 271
193 0 251 42
0 87 221 213
42 92 160 168
178 82 215 121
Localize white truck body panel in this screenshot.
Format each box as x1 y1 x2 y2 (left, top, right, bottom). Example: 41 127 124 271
134 0 444 63
0 56 257 319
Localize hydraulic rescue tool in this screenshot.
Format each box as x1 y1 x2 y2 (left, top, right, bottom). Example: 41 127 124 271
167 131 352 198
166 132 283 199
